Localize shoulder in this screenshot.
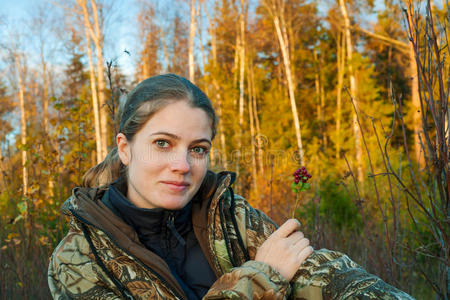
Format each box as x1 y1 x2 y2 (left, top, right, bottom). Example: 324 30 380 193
48 219 102 297
50 218 92 265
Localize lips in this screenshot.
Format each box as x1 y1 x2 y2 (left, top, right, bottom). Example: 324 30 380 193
161 181 190 192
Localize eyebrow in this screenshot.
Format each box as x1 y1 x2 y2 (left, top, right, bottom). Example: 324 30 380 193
150 131 212 145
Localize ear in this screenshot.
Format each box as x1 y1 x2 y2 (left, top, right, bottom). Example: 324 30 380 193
117 133 131 166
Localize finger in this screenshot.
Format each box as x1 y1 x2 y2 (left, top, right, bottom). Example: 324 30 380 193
274 219 301 238
286 231 304 244
293 238 310 251
297 246 314 263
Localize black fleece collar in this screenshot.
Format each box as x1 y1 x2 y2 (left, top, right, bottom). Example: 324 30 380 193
104 178 192 238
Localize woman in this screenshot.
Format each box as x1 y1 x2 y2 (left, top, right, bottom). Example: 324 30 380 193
48 74 412 299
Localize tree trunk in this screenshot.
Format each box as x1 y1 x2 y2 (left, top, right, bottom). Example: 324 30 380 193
40 52 49 135
314 50 321 126
336 30 345 160
401 0 423 166
206 6 228 169
339 0 362 182
410 43 422 165
236 0 246 188
198 2 206 74
40 55 55 197
216 93 228 170
249 60 264 175
90 0 108 160
320 53 326 149
247 61 258 197
269 2 305 165
188 0 197 82
233 28 239 92
15 53 28 197
79 0 102 164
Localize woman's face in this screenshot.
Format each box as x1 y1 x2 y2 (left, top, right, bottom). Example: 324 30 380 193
117 100 212 210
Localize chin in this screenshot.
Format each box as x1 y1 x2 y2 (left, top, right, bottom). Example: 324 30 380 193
162 197 190 210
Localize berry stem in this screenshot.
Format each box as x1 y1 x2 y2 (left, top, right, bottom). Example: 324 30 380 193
292 189 300 218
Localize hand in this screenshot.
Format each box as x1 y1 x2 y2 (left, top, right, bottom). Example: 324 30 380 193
254 219 313 281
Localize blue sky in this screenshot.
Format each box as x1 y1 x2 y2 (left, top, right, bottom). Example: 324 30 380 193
1 0 388 76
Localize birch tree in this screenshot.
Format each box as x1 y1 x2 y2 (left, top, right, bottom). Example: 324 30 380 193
263 0 305 165
336 30 345 159
14 52 28 197
188 0 198 82
78 0 108 161
205 4 228 169
78 1 102 164
403 0 422 165
338 0 363 182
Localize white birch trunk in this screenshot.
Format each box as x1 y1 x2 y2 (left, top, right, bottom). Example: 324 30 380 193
249 61 264 174
237 0 246 174
206 6 228 169
79 0 102 164
247 63 258 196
339 0 362 181
15 53 28 197
90 0 108 160
188 0 197 82
410 43 422 165
272 11 304 165
336 30 344 160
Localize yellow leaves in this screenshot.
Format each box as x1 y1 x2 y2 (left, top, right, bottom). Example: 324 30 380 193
3 233 21 250
28 183 40 195
39 236 50 246
7 232 19 240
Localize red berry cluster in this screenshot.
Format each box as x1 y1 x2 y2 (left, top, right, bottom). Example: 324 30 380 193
293 166 312 184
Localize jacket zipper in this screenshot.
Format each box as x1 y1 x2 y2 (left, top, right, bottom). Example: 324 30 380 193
69 209 185 300
166 213 174 251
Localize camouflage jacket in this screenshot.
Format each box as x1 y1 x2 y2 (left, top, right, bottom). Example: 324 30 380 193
48 173 413 299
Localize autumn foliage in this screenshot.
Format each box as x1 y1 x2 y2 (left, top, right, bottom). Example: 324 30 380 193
0 0 448 299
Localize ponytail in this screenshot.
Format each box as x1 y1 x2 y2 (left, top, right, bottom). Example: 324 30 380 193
82 147 125 188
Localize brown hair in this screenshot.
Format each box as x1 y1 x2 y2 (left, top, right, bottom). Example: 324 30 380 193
82 74 218 199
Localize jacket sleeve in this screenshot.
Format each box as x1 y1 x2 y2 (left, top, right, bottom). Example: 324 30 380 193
203 260 291 299
204 193 414 300
48 230 122 300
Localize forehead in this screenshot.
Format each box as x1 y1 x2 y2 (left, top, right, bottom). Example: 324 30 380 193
140 101 212 139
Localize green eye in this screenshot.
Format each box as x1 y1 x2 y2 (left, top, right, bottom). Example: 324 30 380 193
156 140 169 148
191 146 208 155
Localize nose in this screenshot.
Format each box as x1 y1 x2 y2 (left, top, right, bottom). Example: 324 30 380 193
169 150 191 174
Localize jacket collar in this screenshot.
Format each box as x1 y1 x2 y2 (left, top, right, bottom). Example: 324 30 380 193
61 171 235 298
61 171 235 231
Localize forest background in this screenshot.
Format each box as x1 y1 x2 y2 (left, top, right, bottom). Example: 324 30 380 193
0 0 448 299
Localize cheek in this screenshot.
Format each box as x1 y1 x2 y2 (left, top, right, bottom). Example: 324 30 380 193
191 158 208 178
129 149 166 177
